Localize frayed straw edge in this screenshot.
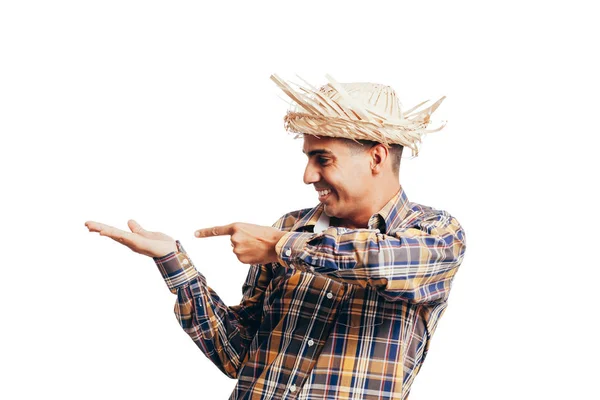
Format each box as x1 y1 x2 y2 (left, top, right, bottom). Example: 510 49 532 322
271 73 447 157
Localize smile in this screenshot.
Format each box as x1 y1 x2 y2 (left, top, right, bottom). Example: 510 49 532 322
318 189 332 202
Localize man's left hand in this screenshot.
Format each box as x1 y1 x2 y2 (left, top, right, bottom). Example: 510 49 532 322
195 223 286 265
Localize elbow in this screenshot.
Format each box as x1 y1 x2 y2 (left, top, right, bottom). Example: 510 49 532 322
220 361 241 379
379 256 462 304
377 281 436 304
379 278 452 304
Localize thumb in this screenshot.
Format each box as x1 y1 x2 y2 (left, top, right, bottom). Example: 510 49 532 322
128 219 147 236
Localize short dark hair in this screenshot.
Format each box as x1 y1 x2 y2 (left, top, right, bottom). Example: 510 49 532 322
343 139 403 175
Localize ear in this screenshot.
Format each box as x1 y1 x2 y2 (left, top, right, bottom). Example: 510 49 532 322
369 144 389 175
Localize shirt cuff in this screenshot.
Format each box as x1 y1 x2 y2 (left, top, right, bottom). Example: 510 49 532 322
153 240 199 293
275 231 317 268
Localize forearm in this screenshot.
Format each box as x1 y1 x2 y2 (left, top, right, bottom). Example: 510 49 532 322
275 217 466 303
153 241 262 378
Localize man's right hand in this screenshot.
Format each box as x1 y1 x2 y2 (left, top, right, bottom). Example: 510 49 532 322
85 219 177 258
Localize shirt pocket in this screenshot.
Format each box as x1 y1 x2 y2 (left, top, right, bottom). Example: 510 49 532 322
336 285 384 328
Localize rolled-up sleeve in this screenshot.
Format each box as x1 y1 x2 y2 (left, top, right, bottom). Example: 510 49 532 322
276 211 466 303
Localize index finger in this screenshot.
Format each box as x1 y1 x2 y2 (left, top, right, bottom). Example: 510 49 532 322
195 224 235 238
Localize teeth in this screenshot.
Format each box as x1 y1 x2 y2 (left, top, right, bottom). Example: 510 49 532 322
319 189 331 196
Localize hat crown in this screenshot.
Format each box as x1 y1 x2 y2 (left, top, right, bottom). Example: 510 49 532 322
316 82 403 120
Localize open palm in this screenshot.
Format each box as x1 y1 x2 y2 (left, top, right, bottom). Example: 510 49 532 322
85 219 177 258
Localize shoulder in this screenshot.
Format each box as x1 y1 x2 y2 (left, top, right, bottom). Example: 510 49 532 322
408 202 453 225
404 202 465 240
271 207 315 232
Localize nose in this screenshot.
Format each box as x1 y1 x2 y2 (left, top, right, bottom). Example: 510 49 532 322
303 161 320 185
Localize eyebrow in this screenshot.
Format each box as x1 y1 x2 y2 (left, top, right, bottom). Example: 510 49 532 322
303 149 335 157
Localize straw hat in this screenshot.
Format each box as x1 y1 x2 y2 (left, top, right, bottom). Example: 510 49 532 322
270 74 446 157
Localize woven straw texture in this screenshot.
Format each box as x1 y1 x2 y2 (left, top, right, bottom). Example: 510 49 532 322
270 74 446 157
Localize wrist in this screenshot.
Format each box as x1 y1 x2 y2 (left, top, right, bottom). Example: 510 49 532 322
275 231 316 268
153 241 178 258
273 230 286 245
267 230 286 264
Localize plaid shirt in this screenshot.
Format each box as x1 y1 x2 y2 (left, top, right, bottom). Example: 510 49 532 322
153 187 466 399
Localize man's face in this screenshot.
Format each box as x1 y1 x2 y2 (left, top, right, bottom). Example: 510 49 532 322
302 135 373 222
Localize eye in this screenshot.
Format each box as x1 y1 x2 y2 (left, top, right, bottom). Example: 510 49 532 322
317 156 330 166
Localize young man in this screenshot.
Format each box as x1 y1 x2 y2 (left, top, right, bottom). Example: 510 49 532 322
86 75 466 399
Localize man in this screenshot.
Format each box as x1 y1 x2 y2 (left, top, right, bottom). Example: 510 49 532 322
85 74 466 399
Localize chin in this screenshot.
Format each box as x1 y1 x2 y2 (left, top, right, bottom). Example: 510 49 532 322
323 203 347 220
323 204 338 218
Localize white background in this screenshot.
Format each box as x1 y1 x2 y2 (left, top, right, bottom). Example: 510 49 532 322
1 1 598 399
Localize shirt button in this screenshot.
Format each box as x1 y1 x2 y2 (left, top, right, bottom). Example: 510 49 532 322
182 259 189 265
326 292 333 299
285 248 292 257
308 339 314 347
289 384 297 393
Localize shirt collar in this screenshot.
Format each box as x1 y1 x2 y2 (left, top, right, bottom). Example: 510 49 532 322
291 186 411 234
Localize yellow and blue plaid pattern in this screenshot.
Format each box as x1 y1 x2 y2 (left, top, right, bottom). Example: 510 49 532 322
153 187 466 399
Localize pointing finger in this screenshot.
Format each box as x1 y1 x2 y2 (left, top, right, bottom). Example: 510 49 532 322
195 224 235 238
